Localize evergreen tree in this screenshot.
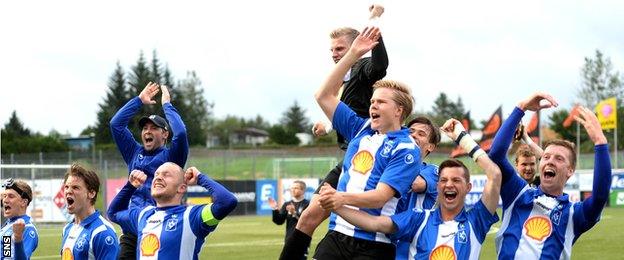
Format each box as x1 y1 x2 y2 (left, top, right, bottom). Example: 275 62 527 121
91 62 129 143
176 71 214 145
428 92 473 127
3 111 31 137
280 100 310 133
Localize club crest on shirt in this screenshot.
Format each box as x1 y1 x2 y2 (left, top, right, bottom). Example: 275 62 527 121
29 230 36 238
105 235 115 245
430 245 456 260
523 216 552 242
138 154 144 160
140 233 160 257
380 141 394 158
165 218 178 231
551 209 562 226
75 236 87 251
404 153 415 164
457 230 467 244
351 150 374 174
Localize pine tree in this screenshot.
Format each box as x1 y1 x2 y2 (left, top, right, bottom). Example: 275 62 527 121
90 62 129 143
280 100 310 133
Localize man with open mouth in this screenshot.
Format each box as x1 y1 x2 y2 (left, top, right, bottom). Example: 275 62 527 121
107 162 237 259
312 25 421 260
60 163 119 260
489 92 612 259
0 178 38 259
280 5 390 260
326 118 502 260
393 116 441 260
110 82 189 259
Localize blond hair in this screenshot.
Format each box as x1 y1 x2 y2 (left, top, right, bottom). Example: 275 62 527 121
329 27 360 43
372 80 414 121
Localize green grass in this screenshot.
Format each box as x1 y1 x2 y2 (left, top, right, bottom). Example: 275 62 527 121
30 207 624 259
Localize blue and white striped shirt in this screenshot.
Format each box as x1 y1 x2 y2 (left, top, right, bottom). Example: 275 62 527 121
329 102 421 243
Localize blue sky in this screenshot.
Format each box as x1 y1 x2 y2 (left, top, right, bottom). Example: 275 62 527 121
1 0 623 136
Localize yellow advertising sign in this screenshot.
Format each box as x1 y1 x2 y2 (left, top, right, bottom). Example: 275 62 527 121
595 97 617 130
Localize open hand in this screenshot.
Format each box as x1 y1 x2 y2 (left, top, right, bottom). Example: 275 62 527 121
139 82 159 105
518 92 558 112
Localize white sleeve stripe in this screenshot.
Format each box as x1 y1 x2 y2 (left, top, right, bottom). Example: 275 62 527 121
392 142 416 155
355 119 372 137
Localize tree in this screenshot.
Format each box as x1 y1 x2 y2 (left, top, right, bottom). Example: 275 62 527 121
3 111 31 138
1 112 68 154
90 62 129 143
280 100 310 133
578 50 623 107
176 71 214 146
428 92 474 128
268 125 300 145
209 115 244 146
576 50 624 150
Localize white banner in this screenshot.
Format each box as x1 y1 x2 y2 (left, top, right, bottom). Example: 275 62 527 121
28 179 70 223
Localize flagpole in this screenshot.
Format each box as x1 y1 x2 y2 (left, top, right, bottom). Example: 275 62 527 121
616 97 619 168
576 121 580 168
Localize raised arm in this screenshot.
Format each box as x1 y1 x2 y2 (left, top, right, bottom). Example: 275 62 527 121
516 123 544 157
367 4 388 77
576 106 611 224
490 93 558 184
441 118 501 214
12 219 37 260
107 170 146 233
161 84 189 167
315 27 381 121
186 167 238 221
110 82 160 164
334 205 395 234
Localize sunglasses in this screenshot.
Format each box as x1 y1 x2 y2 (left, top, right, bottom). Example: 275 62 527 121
2 178 31 202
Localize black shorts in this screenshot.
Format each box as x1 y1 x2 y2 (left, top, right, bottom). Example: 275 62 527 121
118 232 137 260
313 230 395 260
314 159 343 194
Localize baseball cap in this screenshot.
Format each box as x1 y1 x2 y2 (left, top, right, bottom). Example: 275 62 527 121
139 115 169 131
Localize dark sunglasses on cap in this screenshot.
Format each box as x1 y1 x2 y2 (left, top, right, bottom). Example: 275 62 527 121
2 178 31 202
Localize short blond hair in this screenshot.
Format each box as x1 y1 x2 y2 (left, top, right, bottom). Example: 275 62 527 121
373 80 414 122
330 27 360 43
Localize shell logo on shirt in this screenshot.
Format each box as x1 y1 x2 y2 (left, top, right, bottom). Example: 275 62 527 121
351 150 374 174
61 248 74 260
141 233 161 256
524 216 552 242
429 245 456 260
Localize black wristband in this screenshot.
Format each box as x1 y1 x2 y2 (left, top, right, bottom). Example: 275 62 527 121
455 131 467 145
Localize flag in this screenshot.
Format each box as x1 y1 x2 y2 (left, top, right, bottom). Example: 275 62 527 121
595 97 617 130
563 105 580 128
479 106 503 152
450 111 471 158
526 111 540 144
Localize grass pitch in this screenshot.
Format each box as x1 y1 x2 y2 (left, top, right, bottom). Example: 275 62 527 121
31 207 624 259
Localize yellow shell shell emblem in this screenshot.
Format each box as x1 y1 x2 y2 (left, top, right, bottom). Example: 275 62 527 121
140 233 161 256
351 150 374 174
61 248 74 260
429 245 456 260
524 216 552 242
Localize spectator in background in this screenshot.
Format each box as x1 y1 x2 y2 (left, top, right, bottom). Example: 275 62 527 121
269 181 310 260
